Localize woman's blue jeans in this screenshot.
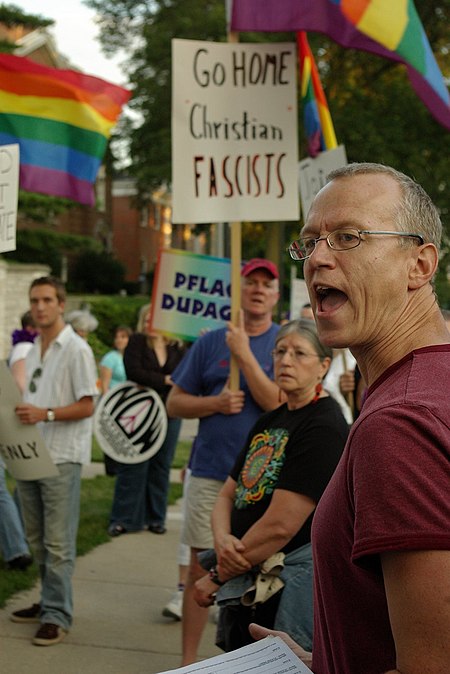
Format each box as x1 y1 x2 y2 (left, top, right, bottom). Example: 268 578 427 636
110 417 182 530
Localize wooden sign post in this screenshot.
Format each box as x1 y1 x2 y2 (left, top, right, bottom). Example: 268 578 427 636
229 220 241 391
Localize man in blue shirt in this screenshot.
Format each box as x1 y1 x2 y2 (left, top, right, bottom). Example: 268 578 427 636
167 258 281 665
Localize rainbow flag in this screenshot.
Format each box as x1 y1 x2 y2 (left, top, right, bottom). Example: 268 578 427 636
298 32 337 157
231 0 450 131
0 54 131 206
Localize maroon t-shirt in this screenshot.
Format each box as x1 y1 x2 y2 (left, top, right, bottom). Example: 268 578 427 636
312 345 450 674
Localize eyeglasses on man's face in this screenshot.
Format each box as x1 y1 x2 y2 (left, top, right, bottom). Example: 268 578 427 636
272 347 320 362
29 367 42 393
288 228 424 261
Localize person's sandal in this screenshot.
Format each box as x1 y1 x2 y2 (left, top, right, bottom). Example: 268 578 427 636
107 524 127 537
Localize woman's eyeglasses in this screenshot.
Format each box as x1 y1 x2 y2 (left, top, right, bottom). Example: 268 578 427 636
272 348 320 362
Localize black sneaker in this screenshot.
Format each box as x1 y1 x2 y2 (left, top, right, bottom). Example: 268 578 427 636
11 603 41 623
7 554 33 571
32 623 67 646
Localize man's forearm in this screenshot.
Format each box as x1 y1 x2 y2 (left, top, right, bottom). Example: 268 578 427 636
51 397 94 421
16 397 94 425
167 391 220 418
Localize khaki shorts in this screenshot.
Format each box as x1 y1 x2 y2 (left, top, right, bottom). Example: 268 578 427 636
181 475 223 550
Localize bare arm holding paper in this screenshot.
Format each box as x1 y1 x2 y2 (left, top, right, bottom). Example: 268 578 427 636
158 636 314 674
250 625 313 670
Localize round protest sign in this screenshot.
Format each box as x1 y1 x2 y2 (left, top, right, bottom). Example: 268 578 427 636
94 381 167 464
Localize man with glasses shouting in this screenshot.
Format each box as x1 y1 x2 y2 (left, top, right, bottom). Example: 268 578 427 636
250 163 450 673
13 276 97 647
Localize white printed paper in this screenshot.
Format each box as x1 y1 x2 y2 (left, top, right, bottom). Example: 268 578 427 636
158 636 313 674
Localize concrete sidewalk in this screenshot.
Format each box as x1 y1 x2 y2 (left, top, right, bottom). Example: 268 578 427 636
0 500 220 674
0 419 224 673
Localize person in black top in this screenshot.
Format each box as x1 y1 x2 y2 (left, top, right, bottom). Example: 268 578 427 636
108 304 186 536
194 319 348 651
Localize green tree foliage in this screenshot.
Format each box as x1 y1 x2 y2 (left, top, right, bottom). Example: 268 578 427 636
0 3 54 52
85 0 227 193
310 0 449 230
85 0 450 299
84 0 289 192
66 294 147 361
0 3 53 29
2 228 100 276
17 191 75 223
81 295 147 346
70 250 126 294
311 1 450 300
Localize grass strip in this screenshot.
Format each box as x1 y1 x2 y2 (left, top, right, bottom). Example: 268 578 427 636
0 476 183 608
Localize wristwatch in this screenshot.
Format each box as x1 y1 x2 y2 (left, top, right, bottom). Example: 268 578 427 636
209 565 224 586
46 409 55 422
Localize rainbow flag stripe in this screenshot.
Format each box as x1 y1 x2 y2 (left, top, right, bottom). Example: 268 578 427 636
298 31 337 156
0 54 131 205
231 0 450 130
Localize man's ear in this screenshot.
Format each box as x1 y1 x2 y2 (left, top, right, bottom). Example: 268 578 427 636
408 243 438 290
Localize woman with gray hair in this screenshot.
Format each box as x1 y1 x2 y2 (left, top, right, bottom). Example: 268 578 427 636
66 309 98 340
193 319 348 653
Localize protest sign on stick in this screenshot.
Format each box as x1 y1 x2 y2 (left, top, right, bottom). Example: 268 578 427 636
150 248 232 341
172 39 299 386
172 39 299 224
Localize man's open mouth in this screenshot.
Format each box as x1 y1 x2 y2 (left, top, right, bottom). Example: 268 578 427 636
315 286 348 313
